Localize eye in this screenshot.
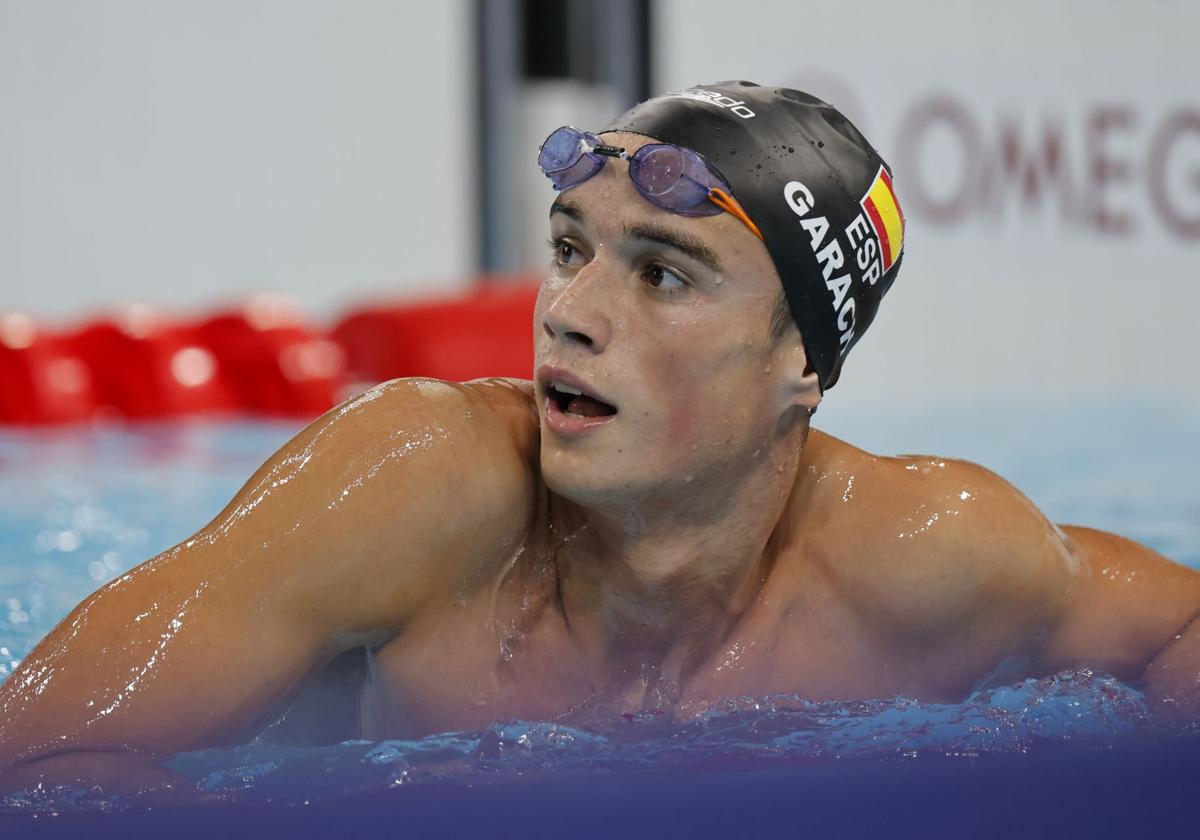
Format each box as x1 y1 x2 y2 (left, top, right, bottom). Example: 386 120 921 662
547 236 586 268
643 264 688 293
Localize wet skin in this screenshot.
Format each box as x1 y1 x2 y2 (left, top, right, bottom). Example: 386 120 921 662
3 133 1200 793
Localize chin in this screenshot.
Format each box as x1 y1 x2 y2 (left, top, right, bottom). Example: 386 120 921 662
540 440 708 513
539 444 617 505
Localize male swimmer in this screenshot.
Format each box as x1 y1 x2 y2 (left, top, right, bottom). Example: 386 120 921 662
3 82 1200 796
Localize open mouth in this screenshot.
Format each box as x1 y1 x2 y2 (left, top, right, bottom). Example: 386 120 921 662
546 382 618 418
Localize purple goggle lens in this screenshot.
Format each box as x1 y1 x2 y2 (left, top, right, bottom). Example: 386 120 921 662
538 127 609 190
538 125 726 218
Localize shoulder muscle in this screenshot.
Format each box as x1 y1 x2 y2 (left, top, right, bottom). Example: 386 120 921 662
816 450 1073 645
240 376 541 639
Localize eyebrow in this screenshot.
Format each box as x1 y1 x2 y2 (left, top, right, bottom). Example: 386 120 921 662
549 195 584 223
549 196 724 274
624 223 723 274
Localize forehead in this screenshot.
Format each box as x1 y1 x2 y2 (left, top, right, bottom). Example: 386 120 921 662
548 131 776 277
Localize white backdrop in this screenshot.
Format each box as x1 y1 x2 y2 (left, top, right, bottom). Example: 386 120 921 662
4 0 1197 408
655 0 1200 404
0 1 472 322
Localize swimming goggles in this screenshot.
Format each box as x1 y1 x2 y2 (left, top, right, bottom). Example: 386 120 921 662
538 125 764 241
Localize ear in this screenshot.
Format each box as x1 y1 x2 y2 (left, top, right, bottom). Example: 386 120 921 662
774 339 823 416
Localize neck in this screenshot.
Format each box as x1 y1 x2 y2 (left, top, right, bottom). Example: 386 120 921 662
549 425 810 694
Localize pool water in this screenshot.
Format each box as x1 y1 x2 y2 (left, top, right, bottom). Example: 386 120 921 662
1 393 1199 836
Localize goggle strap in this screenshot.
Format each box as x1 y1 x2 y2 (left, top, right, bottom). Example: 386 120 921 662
708 187 764 241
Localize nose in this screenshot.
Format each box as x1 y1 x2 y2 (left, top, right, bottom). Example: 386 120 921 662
540 262 612 353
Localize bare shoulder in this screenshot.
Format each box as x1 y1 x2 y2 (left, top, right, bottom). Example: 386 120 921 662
280 375 540 515
280 375 542 581
304 375 538 461
798 429 1072 643
799 429 1200 690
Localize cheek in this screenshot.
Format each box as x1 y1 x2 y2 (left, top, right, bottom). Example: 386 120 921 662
661 380 703 445
640 339 730 447
645 329 769 446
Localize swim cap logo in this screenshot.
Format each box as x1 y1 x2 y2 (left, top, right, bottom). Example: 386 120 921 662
660 88 756 119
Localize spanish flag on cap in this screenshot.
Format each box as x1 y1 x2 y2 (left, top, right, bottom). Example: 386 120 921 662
860 166 904 273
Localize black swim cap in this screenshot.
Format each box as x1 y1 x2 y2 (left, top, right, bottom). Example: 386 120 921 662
605 81 905 391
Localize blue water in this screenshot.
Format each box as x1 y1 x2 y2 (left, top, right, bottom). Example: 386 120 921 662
1 394 1198 834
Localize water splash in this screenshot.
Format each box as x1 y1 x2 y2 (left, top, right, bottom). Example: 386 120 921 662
0 668 1159 815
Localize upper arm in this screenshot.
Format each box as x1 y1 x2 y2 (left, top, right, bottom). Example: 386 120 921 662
0 377 539 766
926 459 1200 682
1037 525 1200 680
823 445 1200 699
903 458 1200 684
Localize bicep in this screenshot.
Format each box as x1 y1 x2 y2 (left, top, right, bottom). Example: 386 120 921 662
0 543 325 766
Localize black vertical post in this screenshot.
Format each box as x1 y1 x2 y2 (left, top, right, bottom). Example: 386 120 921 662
475 0 652 277
596 0 653 110
475 0 523 275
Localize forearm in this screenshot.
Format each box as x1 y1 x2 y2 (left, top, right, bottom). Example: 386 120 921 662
1141 608 1200 724
0 750 200 802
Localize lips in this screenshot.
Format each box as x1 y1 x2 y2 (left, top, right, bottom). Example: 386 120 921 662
537 365 618 436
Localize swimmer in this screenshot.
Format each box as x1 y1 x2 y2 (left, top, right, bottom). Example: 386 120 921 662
3 82 1200 797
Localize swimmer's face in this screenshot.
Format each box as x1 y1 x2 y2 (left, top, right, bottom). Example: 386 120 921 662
533 132 821 509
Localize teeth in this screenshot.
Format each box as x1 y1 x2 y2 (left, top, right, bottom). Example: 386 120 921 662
553 381 583 396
